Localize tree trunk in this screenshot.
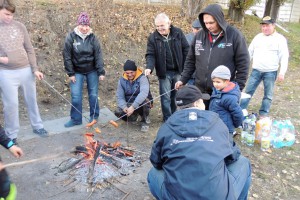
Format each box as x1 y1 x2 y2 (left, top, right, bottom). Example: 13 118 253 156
228 1 245 22
181 0 205 19
263 0 281 21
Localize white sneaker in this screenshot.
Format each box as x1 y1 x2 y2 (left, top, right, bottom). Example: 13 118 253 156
145 116 151 124
141 125 149 132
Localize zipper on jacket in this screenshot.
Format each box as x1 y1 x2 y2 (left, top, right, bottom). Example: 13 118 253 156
205 47 213 92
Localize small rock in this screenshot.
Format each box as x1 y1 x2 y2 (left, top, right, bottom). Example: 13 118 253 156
252 193 259 198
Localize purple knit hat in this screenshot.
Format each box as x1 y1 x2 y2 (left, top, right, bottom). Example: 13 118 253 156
77 12 90 26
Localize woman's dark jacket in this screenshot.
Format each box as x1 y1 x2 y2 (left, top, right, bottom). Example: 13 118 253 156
63 31 105 77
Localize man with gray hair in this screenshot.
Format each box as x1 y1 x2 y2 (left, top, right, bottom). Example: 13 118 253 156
145 13 189 122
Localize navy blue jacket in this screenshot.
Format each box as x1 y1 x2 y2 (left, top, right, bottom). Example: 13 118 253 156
180 4 249 94
209 82 244 133
150 109 239 199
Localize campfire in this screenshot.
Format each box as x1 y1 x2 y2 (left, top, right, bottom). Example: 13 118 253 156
56 132 144 187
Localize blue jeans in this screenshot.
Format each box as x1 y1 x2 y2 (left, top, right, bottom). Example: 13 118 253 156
70 71 99 123
147 155 251 200
227 155 252 200
158 71 180 121
240 69 277 116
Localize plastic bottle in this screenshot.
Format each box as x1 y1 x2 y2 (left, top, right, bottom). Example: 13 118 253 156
271 120 283 148
283 119 296 147
261 129 271 151
242 117 250 132
245 130 255 146
241 131 247 144
255 117 271 144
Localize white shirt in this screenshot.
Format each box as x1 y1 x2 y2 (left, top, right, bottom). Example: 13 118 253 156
248 31 289 75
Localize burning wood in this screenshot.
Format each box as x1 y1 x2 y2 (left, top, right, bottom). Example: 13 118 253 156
55 132 145 187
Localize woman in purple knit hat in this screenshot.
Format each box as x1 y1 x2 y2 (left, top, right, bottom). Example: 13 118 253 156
63 12 105 127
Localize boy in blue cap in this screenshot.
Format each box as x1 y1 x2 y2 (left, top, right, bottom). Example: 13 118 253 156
209 65 244 136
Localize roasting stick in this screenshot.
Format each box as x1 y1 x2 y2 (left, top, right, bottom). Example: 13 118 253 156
3 152 66 168
42 78 176 128
107 88 176 126
42 79 91 122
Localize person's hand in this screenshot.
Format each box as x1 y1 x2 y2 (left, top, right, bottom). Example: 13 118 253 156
144 69 151 76
0 57 8 64
69 76 76 83
127 106 135 116
123 107 128 113
34 71 44 80
175 81 184 90
9 145 24 158
277 74 284 82
99 75 105 81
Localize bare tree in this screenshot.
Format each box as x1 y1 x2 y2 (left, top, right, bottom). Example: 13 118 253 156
228 0 257 22
181 0 205 19
263 0 287 21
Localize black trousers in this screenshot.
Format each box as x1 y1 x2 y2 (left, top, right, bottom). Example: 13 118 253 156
115 100 151 122
0 157 10 198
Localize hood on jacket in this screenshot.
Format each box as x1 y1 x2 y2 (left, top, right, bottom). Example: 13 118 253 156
211 81 241 99
166 108 221 138
198 4 228 33
122 68 143 81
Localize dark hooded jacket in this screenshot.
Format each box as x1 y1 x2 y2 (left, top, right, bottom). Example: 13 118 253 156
63 31 105 77
149 109 239 200
180 4 249 94
145 25 190 78
0 125 15 150
209 82 244 133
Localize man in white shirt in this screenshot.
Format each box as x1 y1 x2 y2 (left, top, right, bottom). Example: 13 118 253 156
240 16 289 117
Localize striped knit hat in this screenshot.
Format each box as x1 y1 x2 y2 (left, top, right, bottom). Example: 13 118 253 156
77 12 90 26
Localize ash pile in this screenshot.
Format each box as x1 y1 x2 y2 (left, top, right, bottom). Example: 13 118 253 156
55 133 146 187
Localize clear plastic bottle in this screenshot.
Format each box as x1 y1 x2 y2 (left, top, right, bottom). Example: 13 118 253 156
242 117 250 132
271 120 283 148
261 130 271 151
245 130 255 146
283 119 296 147
241 131 247 144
